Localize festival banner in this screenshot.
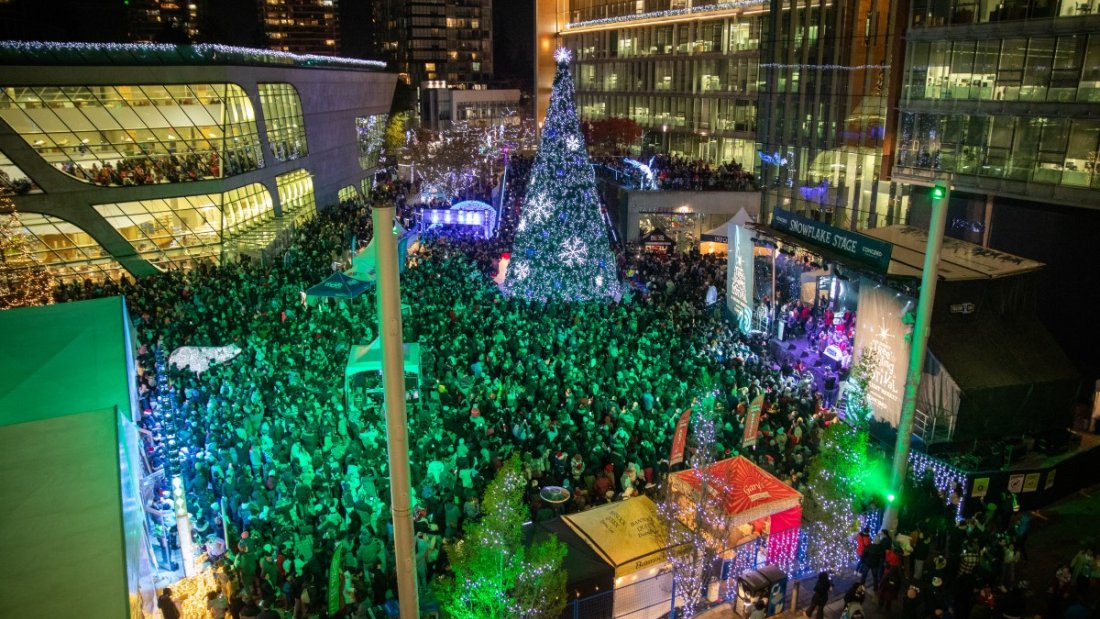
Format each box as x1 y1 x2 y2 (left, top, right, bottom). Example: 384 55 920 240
852 278 913 427
727 222 755 332
743 394 764 447
328 542 343 615
669 409 692 466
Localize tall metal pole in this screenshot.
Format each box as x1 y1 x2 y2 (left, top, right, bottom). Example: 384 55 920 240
883 182 949 532
372 204 420 618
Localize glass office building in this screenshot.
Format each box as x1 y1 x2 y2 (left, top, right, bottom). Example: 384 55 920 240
896 4 1100 198
0 42 394 281
545 0 764 165
756 0 910 230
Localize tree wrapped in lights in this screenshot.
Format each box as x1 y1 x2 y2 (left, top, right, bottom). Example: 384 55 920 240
659 397 731 618
503 48 620 301
0 196 54 309
408 118 533 201
843 348 879 422
435 454 566 619
802 414 872 573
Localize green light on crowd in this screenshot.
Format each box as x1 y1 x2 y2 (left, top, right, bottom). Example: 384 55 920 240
931 184 947 200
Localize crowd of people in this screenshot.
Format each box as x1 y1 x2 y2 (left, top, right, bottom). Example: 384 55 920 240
55 146 260 187
597 154 758 191
49 154 1096 619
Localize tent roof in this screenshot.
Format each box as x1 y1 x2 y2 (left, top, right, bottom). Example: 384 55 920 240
307 271 371 299
0 297 134 617
862 226 1044 281
640 229 673 245
451 200 496 212
536 519 614 598
672 456 802 524
750 223 1043 282
930 316 1078 391
0 296 132 427
561 496 671 577
345 338 422 377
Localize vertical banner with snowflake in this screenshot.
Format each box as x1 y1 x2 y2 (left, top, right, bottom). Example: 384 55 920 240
502 48 619 301
852 278 913 426
726 223 755 333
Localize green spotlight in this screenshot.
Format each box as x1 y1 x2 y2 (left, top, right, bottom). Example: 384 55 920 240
887 493 896 503
931 183 947 201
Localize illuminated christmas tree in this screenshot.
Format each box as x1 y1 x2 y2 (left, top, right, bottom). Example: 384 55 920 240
504 48 619 301
803 420 871 572
0 196 54 309
435 454 566 619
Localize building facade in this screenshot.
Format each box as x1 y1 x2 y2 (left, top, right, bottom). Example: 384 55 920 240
381 0 494 88
755 0 911 230
895 0 1100 216
537 0 764 167
258 0 341 56
419 83 522 130
0 42 394 282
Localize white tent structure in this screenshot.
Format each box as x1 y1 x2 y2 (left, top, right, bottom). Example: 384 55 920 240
344 338 423 410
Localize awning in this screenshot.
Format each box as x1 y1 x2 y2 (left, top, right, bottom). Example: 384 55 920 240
560 496 678 577
306 272 371 299
671 456 802 525
345 338 422 378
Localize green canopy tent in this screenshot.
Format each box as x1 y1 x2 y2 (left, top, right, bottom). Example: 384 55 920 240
306 271 372 300
0 297 152 618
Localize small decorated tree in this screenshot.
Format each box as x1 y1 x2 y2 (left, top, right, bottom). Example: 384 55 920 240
659 396 733 618
435 454 567 618
0 196 54 309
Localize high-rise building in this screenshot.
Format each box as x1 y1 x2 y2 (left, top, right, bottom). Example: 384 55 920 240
756 0 910 229
381 0 494 88
537 0 765 166
258 0 341 56
128 0 203 42
894 0 1100 228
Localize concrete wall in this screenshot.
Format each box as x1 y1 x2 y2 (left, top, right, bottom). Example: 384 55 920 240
0 64 396 276
622 190 761 242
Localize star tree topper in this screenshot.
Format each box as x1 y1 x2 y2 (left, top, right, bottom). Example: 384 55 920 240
554 47 572 65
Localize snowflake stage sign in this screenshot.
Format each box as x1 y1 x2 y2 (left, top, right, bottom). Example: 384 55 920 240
504 48 620 301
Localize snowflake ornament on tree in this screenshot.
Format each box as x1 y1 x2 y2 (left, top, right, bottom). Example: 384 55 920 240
525 192 552 224
558 237 588 267
511 261 530 281
565 135 581 151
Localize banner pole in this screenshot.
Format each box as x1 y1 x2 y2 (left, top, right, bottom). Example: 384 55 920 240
883 182 949 532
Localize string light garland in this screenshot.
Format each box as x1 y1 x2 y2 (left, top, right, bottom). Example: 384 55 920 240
564 1 765 30
503 48 620 302
760 63 890 71
0 40 387 69
908 451 967 522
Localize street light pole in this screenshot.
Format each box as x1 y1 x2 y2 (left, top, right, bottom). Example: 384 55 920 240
372 204 420 619
883 181 949 532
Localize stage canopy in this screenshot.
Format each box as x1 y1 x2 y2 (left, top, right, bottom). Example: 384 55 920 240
560 496 676 578
671 456 802 527
0 297 150 618
535 518 614 599
307 272 372 299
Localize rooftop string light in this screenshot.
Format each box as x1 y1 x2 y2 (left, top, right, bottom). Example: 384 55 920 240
0 40 387 69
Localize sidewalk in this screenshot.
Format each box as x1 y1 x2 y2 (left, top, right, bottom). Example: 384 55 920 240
696 572 896 619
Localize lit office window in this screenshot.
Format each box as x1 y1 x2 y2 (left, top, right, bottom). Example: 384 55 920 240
276 169 315 220
92 183 273 268
7 211 126 282
258 83 308 161
338 185 359 203
0 84 264 186
0 150 38 194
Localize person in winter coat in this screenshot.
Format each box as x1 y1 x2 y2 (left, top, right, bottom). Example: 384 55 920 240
804 571 833 619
